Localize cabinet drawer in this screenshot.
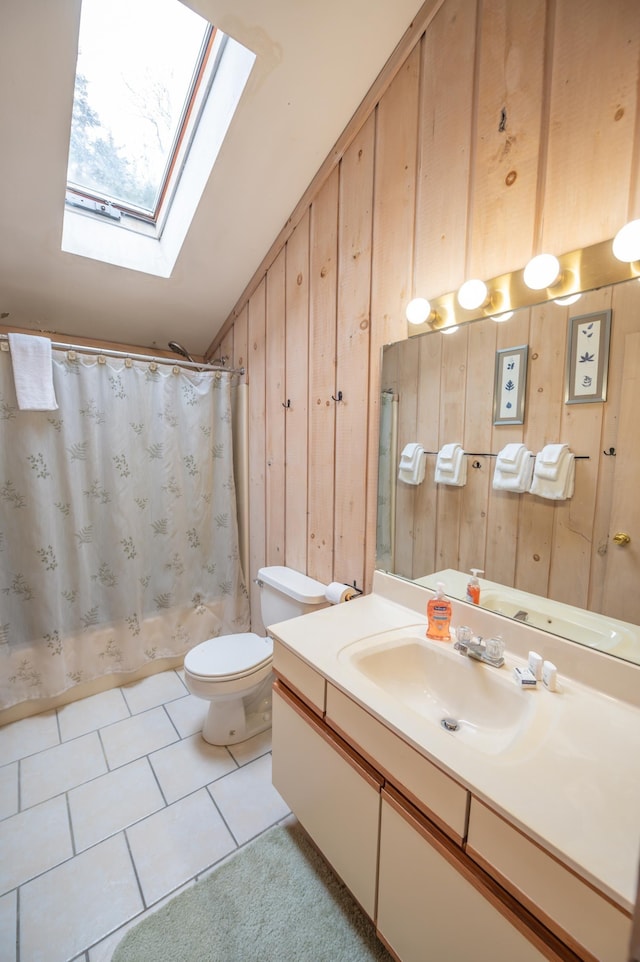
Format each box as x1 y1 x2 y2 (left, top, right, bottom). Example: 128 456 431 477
272 639 325 715
272 684 381 919
467 798 631 962
378 789 555 962
326 683 468 843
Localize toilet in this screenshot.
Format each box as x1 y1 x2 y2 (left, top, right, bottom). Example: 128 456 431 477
183 565 328 745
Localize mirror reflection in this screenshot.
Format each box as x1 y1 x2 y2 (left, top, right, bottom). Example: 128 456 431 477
376 277 640 665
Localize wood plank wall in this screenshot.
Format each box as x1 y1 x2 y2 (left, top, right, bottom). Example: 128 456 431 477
208 0 640 632
382 280 640 627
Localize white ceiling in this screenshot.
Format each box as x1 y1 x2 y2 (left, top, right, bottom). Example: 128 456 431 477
0 0 424 356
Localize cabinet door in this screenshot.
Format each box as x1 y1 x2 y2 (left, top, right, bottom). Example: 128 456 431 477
272 684 381 918
378 791 557 962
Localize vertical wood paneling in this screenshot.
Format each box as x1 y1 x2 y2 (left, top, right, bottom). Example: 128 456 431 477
469 0 547 279
458 319 497 574
247 280 266 632
590 279 640 617
367 45 421 587
211 0 640 626
232 303 248 375
547 289 610 608
412 332 442 578
284 212 311 572
485 309 530 587
335 115 375 588
266 250 286 564
308 168 339 583
414 0 477 297
541 0 640 254
602 332 640 618
394 338 421 579
435 330 468 570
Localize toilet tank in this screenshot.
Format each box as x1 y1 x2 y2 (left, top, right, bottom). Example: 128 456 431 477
258 566 328 626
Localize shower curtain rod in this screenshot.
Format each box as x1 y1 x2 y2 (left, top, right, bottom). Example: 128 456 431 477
0 334 244 376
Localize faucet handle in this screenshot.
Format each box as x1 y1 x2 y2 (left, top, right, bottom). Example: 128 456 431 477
454 625 473 653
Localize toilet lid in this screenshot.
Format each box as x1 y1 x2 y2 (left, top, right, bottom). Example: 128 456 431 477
184 632 273 680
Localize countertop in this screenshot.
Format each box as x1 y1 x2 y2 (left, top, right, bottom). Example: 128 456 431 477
269 572 640 913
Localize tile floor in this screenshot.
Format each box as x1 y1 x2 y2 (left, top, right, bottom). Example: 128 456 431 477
0 668 292 962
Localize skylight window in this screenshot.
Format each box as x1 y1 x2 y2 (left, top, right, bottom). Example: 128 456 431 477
62 0 255 276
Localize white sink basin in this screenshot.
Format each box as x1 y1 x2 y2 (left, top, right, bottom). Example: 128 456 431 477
339 627 540 755
479 590 638 655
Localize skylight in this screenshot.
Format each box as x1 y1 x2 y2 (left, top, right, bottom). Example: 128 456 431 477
62 0 255 277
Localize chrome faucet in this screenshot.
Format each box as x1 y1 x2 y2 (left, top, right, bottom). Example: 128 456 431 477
454 629 505 668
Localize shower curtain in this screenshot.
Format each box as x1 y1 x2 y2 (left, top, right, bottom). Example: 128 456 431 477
0 348 249 710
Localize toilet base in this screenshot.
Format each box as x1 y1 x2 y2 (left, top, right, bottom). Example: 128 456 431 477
201 673 273 746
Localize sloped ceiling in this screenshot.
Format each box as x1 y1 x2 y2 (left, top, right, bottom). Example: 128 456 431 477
0 0 424 356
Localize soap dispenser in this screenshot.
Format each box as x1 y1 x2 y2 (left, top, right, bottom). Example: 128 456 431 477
427 582 452 641
466 569 484 605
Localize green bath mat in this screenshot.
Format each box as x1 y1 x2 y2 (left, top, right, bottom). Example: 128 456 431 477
112 821 393 962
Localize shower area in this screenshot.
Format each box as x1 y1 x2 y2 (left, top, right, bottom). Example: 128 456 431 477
0 339 250 717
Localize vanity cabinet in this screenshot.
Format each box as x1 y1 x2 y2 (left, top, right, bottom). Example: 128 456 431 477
272 642 625 962
377 787 554 962
272 682 381 918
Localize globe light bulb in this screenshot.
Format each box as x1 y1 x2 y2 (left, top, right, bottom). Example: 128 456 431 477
405 297 431 325
612 219 640 263
523 253 561 290
457 279 488 311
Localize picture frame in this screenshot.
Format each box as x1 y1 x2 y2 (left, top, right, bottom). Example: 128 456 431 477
565 309 612 404
493 344 528 426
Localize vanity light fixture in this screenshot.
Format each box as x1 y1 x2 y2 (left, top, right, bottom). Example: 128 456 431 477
523 253 561 290
612 218 640 264
406 297 432 325
457 279 488 311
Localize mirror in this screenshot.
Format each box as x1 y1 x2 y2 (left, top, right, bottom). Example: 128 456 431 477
376 276 640 666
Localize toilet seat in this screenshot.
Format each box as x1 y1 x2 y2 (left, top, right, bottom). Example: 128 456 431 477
184 632 273 681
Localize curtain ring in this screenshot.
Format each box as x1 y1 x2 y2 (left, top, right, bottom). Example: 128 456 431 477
125 357 133 368
97 355 106 365
172 366 180 375
149 362 158 372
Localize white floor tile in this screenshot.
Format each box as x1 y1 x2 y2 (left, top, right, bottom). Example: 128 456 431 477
227 727 272 765
68 757 165 852
0 796 73 894
120 671 187 714
0 762 18 820
0 711 59 767
163 692 207 737
57 687 130 741
126 788 235 906
20 833 142 962
0 891 16 962
149 732 237 804
20 731 107 809
100 706 178 769
208 752 290 845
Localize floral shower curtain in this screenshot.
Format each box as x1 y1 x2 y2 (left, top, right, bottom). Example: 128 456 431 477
0 348 249 710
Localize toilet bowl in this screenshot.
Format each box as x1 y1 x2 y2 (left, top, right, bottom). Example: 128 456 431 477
183 566 328 745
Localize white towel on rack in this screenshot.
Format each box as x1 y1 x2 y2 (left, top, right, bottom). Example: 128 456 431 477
7 333 58 411
530 445 575 500
492 443 534 493
435 443 466 486
398 442 426 485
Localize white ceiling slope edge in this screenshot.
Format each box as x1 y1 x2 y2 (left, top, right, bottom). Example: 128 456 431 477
0 0 425 356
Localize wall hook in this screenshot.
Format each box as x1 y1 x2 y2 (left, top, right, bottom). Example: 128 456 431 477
603 446 616 456
331 390 343 402
472 460 482 469
282 399 291 409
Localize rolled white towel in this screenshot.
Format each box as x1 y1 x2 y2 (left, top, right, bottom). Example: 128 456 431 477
435 443 466 486
530 449 575 500
493 448 534 493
